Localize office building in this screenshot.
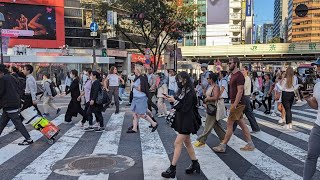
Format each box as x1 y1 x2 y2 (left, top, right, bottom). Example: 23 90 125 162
262 23 274 43
288 0 320 42
183 0 254 46
273 0 289 42
255 25 263 43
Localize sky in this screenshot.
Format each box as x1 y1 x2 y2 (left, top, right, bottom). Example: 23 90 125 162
254 0 274 25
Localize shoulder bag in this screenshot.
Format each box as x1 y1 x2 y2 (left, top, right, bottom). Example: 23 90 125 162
206 85 217 116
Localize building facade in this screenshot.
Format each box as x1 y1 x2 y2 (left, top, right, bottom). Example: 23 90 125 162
273 0 289 42
262 23 274 43
183 0 253 46
255 24 263 43
288 0 320 43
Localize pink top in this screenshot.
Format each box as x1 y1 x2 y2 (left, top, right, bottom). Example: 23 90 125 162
84 80 92 103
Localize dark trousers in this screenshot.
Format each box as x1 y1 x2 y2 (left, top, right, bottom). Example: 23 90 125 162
233 95 260 132
262 96 272 112
81 102 93 125
252 99 262 109
109 86 120 113
129 90 133 104
0 110 30 140
21 94 42 116
89 106 104 127
148 92 158 112
65 104 87 122
282 91 295 124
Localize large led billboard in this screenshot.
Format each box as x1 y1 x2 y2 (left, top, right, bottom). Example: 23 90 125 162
207 0 230 25
0 3 56 40
0 0 64 48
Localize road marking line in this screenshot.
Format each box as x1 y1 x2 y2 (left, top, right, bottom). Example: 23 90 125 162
13 118 85 180
188 133 241 179
139 118 177 180
291 109 317 117
209 118 301 180
78 112 126 180
255 111 313 130
226 118 320 171
0 114 65 166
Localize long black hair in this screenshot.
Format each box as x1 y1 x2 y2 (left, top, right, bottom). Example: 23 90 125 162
175 71 195 95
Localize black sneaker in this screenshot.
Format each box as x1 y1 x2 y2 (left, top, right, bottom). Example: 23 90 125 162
56 108 61 114
18 139 33 146
95 127 105 132
84 127 95 132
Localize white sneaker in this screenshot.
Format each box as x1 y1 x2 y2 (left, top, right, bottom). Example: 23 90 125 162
284 124 290 129
289 123 293 129
278 117 284 124
271 113 277 117
158 114 165 118
198 106 204 110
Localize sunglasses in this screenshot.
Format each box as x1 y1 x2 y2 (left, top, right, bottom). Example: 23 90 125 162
228 62 234 65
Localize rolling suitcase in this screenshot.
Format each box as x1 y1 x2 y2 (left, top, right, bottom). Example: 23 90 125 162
20 107 60 144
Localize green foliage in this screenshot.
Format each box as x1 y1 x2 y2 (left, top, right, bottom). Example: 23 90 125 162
85 0 199 71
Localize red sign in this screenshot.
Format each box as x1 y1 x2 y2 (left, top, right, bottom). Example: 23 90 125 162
131 54 163 69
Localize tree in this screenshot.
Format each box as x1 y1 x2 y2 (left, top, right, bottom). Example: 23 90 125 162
268 37 281 44
85 0 199 72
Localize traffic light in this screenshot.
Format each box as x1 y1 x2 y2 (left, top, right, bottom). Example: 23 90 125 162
102 48 107 57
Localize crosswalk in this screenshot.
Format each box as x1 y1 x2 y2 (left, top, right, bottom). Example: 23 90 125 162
0 107 319 180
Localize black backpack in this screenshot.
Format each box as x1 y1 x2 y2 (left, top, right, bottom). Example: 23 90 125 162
10 75 25 97
46 81 57 97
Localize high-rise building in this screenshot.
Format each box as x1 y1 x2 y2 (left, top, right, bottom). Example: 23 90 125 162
273 0 289 42
262 23 274 43
288 0 320 42
255 25 263 43
183 0 253 46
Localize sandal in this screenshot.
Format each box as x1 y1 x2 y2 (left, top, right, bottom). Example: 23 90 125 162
240 144 255 151
18 139 34 146
127 129 137 133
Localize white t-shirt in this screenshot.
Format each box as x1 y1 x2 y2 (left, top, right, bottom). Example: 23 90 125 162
168 75 178 92
281 76 298 92
107 74 119 87
218 78 228 99
274 82 282 102
314 82 320 126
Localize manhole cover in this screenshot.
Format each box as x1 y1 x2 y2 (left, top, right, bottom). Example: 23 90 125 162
52 154 135 177
69 157 116 170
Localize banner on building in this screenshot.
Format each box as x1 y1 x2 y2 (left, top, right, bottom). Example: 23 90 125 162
246 0 252 16
107 11 113 25
1 36 9 55
207 0 229 25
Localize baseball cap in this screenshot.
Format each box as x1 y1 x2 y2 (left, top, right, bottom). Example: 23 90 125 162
311 57 320 66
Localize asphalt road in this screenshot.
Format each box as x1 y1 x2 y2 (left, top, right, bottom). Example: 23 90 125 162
0 95 318 180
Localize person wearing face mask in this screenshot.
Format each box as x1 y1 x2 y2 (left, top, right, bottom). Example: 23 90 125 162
64 70 87 124
161 72 201 179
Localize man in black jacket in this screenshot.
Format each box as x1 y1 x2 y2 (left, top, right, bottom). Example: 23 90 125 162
0 65 33 145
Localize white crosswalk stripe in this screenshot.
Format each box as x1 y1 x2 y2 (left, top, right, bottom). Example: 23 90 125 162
0 107 319 180
0 114 65 166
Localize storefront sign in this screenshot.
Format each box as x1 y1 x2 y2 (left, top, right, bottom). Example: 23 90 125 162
246 0 252 16
107 49 127 57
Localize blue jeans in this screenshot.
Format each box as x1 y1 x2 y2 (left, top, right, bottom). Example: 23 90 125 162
168 89 175 96
119 87 125 97
304 124 320 180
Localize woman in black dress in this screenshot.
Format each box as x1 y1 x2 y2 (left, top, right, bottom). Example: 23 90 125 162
161 71 201 178
64 70 87 123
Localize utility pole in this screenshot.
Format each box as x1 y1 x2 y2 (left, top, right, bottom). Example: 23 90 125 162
92 4 97 71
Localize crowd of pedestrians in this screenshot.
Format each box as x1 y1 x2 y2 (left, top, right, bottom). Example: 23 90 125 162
0 57 319 179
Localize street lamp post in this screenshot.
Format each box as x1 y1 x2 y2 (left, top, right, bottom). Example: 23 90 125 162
0 12 5 64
